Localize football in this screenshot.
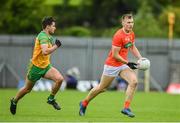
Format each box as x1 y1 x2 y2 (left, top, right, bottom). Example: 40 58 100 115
137 58 150 70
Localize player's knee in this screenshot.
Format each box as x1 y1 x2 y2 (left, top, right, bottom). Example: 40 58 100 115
55 76 64 85
130 78 138 87
96 85 105 93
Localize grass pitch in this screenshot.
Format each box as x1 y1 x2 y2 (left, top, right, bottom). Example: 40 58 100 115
0 89 180 122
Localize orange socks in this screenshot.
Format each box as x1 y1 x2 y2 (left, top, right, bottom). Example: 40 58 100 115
124 100 130 109
82 100 89 107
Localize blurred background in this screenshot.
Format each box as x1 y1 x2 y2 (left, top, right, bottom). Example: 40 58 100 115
0 0 180 93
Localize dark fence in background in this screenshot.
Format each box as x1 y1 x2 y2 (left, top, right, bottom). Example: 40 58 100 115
0 35 180 90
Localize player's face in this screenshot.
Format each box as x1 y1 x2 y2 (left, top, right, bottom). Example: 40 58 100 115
122 18 134 32
48 22 56 34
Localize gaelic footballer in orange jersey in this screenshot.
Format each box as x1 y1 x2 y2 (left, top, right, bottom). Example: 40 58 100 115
105 28 135 67
79 13 143 118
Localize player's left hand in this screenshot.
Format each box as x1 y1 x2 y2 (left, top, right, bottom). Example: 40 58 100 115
127 62 137 69
55 39 62 47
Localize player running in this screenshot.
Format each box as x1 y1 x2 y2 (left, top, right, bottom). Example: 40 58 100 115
10 16 64 115
79 13 143 118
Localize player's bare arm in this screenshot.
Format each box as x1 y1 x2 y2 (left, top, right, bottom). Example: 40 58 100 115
130 44 142 59
41 43 58 55
112 45 128 64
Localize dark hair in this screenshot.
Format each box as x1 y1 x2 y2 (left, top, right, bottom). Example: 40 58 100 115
121 13 133 22
42 16 55 29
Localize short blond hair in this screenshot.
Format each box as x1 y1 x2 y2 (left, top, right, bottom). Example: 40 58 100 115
121 13 133 22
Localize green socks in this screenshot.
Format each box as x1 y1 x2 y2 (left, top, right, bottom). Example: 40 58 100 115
12 98 17 105
48 94 55 101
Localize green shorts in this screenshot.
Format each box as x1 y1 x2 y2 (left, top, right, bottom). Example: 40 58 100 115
27 63 52 83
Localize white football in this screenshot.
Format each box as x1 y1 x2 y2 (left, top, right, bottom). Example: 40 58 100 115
137 58 150 70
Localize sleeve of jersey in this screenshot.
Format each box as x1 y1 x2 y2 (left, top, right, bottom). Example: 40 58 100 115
112 34 122 47
38 34 49 44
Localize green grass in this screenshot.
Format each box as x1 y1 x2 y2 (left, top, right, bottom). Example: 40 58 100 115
45 0 82 6
0 89 180 122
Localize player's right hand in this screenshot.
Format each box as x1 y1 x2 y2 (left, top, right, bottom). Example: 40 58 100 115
55 39 62 47
127 62 137 69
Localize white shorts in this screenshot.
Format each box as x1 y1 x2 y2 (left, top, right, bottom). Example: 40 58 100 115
103 64 129 77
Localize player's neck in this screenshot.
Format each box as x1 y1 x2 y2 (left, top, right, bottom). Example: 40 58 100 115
122 28 131 34
43 29 50 35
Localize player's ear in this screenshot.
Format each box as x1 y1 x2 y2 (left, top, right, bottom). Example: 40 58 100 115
121 18 125 26
121 20 125 26
46 25 50 30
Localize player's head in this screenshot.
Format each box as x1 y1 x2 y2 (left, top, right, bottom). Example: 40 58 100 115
121 13 134 32
42 16 56 34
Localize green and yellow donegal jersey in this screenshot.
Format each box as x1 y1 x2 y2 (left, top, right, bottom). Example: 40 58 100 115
31 31 54 68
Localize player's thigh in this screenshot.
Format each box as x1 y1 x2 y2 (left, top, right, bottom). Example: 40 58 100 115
119 68 137 84
43 67 64 82
98 74 115 90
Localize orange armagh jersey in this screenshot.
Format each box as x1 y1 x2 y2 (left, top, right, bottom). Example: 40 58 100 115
105 28 135 67
31 31 54 68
